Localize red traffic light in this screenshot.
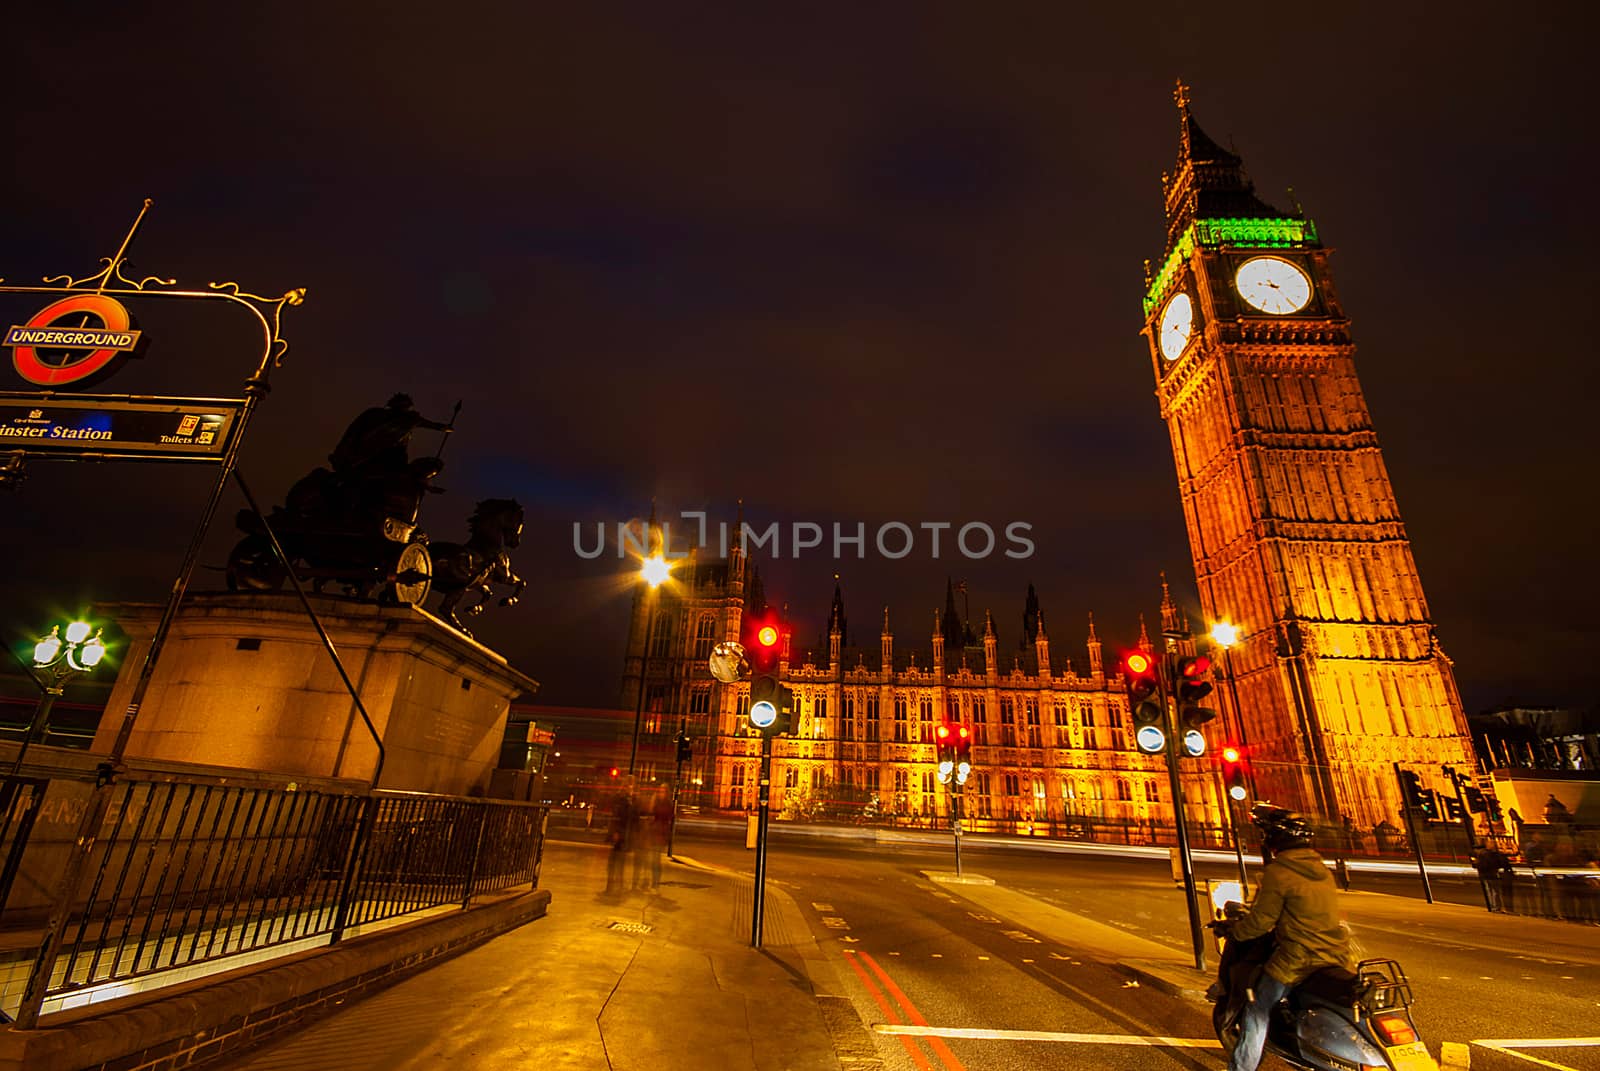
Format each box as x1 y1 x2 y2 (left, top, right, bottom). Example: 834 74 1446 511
1125 651 1152 675
1220 745 1247 800
1181 655 1212 679
609 767 619 778
935 724 952 743
757 624 779 647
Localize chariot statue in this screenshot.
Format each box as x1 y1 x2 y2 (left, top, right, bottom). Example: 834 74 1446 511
226 394 453 604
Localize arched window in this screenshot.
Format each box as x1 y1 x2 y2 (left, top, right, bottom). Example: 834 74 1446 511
693 614 716 659
650 611 674 658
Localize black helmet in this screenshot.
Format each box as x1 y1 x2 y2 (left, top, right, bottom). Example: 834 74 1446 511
1251 803 1313 851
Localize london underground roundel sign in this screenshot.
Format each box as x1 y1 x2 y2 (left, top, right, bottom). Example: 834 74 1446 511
5 293 143 386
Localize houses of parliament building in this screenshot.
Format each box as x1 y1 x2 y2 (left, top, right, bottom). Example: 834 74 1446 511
619 86 1474 836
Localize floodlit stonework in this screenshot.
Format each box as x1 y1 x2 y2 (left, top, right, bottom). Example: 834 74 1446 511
1141 88 1474 825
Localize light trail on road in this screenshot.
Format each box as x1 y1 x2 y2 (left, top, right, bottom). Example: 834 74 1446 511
876 1024 1222 1048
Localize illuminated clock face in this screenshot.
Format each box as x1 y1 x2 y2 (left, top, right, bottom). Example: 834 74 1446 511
1234 256 1312 314
1159 292 1194 362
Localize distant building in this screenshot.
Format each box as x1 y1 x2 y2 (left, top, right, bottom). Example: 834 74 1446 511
619 541 1223 839
517 703 681 805
1472 706 1599 772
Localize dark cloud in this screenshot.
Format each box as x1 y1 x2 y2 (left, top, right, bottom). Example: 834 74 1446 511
2 6 1595 712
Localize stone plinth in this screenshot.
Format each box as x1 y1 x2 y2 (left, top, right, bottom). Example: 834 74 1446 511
91 593 539 795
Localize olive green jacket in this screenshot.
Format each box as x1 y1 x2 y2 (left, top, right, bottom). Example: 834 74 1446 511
1231 847 1356 985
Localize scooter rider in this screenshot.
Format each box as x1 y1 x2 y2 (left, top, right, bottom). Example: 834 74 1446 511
1218 804 1356 1071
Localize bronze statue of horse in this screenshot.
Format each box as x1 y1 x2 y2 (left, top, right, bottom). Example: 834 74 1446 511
429 498 525 635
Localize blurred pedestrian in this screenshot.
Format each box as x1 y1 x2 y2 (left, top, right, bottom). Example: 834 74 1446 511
605 789 635 893
628 788 649 888
1548 837 1584 920
1473 845 1512 912
649 789 676 888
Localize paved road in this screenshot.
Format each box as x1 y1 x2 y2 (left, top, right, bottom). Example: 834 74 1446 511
680 827 1600 1071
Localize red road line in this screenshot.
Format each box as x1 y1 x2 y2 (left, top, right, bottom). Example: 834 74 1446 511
842 952 933 1070
858 951 968 1071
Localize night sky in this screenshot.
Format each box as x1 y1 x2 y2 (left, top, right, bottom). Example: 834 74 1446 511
2 7 1595 714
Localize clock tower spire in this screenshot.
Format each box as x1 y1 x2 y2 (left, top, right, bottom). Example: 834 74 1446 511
1141 90 1472 825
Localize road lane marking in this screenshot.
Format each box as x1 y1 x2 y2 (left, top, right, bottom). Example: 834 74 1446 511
1471 1039 1600 1071
875 1025 1222 1048
858 952 968 1071
821 917 851 929
842 951 933 1071
812 902 835 912
1473 1045 1579 1070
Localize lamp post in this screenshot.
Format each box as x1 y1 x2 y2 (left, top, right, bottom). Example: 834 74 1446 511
6 622 108 783
627 554 672 775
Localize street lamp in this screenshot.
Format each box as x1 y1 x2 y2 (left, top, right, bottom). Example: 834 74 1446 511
627 554 672 775
7 622 108 781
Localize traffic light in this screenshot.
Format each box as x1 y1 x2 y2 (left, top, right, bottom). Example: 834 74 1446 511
1398 768 1422 807
1417 789 1438 821
675 731 692 764
1398 768 1436 819
1443 794 1464 822
1121 651 1165 754
1464 786 1487 813
746 614 793 735
951 723 973 785
1175 655 1217 757
934 722 955 783
1484 793 1502 824
1221 745 1248 802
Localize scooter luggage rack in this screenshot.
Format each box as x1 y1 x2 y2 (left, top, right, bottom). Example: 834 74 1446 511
1355 958 1413 1012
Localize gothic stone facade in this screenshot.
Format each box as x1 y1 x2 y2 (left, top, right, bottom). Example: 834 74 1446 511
620 551 1223 837
1141 88 1473 827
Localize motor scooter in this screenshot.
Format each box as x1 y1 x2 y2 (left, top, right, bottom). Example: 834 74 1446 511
1210 902 1438 1070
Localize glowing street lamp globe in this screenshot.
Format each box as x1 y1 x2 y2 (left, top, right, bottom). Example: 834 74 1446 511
32 628 62 667
641 555 671 588
1210 622 1239 649
77 632 106 668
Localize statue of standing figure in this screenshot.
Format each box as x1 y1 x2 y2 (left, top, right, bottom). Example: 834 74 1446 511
329 393 453 479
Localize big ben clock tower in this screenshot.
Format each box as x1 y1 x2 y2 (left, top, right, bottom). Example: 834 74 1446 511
1141 83 1472 826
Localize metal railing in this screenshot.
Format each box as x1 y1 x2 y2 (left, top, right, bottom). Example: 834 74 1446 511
0 775 48 918
0 771 547 1025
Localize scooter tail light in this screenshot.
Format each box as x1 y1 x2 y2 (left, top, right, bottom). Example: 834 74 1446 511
1372 1012 1417 1045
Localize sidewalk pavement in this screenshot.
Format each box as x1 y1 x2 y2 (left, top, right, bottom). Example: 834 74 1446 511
209 839 880 1071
